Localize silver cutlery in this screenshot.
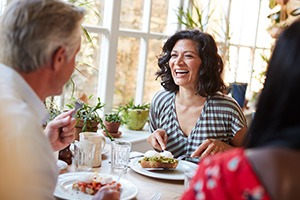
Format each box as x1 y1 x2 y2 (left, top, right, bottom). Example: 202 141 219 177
59 99 84 137
177 154 190 160
151 191 162 200
129 154 144 160
114 170 124 186
144 167 176 171
72 99 84 117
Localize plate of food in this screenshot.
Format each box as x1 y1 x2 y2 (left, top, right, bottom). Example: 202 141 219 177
54 172 138 200
129 150 198 180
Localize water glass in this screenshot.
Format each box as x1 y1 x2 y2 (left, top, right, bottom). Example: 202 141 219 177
111 141 131 172
73 140 95 172
184 168 197 190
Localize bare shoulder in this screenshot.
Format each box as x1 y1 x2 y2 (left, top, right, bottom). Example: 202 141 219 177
246 148 300 200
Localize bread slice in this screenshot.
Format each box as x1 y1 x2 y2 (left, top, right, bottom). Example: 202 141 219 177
139 157 178 169
139 160 178 169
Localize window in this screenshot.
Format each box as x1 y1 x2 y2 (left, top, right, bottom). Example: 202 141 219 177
66 0 182 114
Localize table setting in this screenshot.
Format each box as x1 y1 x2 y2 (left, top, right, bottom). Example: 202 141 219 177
54 139 196 200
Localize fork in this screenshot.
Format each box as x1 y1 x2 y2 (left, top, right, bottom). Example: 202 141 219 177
72 99 84 117
151 191 162 200
58 99 83 135
114 170 124 186
177 154 190 160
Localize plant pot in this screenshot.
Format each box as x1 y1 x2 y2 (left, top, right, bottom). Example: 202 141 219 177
104 121 121 133
75 120 99 140
103 121 122 138
123 109 149 130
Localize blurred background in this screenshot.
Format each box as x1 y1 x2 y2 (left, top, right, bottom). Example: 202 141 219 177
1 0 298 114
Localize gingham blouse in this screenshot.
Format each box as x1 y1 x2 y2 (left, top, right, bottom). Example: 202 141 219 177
149 90 247 163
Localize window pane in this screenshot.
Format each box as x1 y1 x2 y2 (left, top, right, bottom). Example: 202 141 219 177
120 0 144 30
225 45 238 83
150 0 169 33
144 39 165 103
251 48 270 92
256 0 275 48
235 47 252 83
230 0 260 46
75 0 104 26
114 37 140 106
64 33 102 105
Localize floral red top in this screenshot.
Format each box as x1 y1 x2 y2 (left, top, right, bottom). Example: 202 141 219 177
181 148 271 200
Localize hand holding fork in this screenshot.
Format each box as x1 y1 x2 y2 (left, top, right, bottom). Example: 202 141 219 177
45 99 83 151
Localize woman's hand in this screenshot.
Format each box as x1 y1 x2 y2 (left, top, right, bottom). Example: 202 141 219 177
92 185 120 200
44 109 76 151
191 139 233 159
147 129 168 151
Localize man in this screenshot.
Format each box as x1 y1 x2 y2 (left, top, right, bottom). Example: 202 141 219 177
0 0 121 198
0 0 119 199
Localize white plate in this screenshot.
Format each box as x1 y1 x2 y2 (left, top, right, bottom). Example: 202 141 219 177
129 158 198 180
54 172 138 200
57 160 68 172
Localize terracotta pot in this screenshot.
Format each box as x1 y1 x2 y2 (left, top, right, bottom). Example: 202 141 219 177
104 121 121 133
74 120 99 141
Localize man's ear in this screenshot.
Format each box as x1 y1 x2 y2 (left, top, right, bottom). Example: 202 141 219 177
51 46 66 71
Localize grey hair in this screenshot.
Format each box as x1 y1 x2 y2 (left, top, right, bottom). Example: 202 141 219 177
0 0 85 73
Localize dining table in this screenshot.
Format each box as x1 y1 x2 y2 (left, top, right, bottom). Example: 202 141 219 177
55 143 195 200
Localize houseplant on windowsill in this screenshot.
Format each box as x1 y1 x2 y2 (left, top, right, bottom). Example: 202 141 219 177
119 99 150 131
102 110 125 138
66 95 114 141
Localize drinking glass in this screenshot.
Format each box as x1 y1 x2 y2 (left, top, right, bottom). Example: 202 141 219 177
72 140 96 172
111 141 132 173
184 168 197 190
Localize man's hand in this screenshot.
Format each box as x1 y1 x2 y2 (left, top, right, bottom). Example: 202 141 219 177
92 185 120 200
147 129 168 151
44 109 76 151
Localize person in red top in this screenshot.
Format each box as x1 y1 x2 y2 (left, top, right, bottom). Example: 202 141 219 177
182 18 300 200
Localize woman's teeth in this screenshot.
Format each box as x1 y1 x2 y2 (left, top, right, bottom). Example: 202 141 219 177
175 69 189 75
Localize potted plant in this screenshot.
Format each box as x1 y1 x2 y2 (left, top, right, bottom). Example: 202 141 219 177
44 98 62 127
66 95 114 141
119 99 150 131
102 111 124 138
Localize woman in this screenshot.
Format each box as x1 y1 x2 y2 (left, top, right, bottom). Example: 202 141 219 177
147 30 247 162
182 19 300 199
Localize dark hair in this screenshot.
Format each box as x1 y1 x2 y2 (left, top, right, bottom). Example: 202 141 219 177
246 19 300 148
156 29 226 96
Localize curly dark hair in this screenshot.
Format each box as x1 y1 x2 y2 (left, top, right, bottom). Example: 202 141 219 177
156 29 226 97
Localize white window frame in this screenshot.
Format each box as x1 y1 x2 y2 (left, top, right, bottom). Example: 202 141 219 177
83 0 186 113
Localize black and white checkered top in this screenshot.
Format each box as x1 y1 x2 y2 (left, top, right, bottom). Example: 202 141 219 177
149 90 247 163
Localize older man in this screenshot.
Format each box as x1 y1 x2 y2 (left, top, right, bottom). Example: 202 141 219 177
0 0 121 199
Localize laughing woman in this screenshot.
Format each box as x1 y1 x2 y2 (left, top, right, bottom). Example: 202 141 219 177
147 30 247 163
